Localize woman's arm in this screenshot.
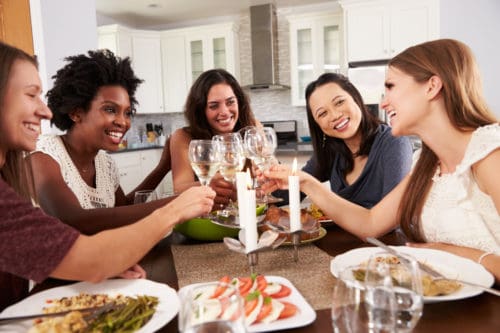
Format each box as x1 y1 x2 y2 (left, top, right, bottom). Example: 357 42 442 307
29 152 178 235
50 186 215 281
170 129 200 193
264 164 407 239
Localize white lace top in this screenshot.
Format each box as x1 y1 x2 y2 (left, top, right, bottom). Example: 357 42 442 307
35 135 120 209
417 124 500 254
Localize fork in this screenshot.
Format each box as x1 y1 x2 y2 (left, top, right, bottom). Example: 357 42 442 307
365 237 500 297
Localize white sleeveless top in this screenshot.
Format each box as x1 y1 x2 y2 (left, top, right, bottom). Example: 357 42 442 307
35 135 120 209
418 124 500 254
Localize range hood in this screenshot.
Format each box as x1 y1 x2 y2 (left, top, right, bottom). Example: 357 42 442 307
246 4 289 90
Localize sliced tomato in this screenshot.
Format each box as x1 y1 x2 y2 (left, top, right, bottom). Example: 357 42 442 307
255 297 273 323
244 297 259 317
278 301 298 319
212 275 230 298
238 277 253 296
256 275 268 294
271 284 291 298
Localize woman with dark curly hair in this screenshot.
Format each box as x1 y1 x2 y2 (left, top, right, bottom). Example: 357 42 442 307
170 68 258 206
29 50 175 235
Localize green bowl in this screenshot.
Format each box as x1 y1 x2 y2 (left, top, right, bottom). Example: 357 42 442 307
174 204 267 241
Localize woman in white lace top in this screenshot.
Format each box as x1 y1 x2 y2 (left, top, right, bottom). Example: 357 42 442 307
264 39 500 282
30 50 173 235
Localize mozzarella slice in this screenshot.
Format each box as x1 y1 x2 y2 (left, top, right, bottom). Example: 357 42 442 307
190 298 221 325
264 282 282 296
261 299 285 324
245 294 263 326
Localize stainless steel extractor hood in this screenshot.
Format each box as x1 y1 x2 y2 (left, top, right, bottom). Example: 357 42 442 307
246 4 289 90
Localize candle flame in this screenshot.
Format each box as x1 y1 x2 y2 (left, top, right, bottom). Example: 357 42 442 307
292 158 298 175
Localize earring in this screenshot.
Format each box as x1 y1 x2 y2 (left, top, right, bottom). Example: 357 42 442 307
322 133 326 148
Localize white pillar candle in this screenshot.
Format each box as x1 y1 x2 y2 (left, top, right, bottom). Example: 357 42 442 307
236 172 248 228
289 158 301 232
245 187 258 253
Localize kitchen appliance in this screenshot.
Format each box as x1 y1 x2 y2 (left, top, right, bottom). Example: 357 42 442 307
247 4 288 90
261 120 297 146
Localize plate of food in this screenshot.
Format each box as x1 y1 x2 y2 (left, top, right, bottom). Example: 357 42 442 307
0 279 179 333
258 205 326 244
178 275 316 332
330 246 495 303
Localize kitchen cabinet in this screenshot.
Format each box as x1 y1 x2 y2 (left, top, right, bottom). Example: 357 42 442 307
340 0 439 63
288 12 344 106
98 25 164 114
111 149 168 194
161 22 240 112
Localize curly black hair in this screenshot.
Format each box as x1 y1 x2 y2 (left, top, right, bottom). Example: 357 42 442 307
47 49 143 130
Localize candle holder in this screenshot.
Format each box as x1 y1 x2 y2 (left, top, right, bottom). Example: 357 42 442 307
223 229 286 274
291 230 302 262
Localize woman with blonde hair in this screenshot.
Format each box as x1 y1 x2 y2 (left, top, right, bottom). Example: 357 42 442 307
264 39 500 281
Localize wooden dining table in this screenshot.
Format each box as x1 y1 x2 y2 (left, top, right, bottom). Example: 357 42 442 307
34 223 500 332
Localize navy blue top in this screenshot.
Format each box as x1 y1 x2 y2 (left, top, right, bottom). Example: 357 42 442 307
302 124 412 208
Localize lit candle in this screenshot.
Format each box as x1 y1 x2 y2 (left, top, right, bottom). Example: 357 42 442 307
236 171 248 228
245 170 258 253
289 158 301 232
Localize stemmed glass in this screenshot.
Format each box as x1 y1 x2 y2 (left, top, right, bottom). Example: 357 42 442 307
212 133 246 215
365 252 423 333
242 126 283 204
188 140 221 186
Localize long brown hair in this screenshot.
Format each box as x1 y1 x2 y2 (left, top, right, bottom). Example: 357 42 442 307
184 69 256 139
393 39 498 241
0 41 39 200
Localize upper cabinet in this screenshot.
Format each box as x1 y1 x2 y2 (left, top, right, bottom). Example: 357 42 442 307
340 0 439 63
288 12 344 106
161 22 239 113
98 25 164 114
99 22 240 114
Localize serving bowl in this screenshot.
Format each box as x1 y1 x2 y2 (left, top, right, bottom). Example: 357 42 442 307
174 204 267 241
300 135 311 142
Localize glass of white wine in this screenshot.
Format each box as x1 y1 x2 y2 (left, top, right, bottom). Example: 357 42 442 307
188 140 221 186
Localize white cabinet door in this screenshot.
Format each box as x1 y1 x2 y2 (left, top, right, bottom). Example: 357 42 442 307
131 33 164 114
342 0 439 63
289 12 343 106
97 25 132 58
161 33 188 113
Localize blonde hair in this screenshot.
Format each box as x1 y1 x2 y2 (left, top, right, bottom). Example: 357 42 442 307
391 39 498 241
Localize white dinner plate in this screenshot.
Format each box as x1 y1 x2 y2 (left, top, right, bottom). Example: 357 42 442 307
0 279 179 332
330 246 495 303
178 275 316 332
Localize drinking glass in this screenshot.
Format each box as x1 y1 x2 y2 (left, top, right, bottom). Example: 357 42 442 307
133 190 158 204
179 281 246 333
188 140 221 186
365 252 423 333
212 133 246 185
242 126 283 204
332 265 396 333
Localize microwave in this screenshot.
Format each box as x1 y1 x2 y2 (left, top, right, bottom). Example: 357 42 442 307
261 120 297 146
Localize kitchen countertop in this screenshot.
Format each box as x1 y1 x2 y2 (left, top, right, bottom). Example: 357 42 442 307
276 142 313 155
109 144 164 154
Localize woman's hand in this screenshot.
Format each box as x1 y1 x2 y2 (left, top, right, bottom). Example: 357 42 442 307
261 164 293 193
209 173 236 208
167 186 216 221
117 264 147 279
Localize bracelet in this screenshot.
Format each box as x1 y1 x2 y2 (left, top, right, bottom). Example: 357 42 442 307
477 251 494 264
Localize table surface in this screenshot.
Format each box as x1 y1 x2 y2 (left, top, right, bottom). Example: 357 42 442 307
34 224 500 332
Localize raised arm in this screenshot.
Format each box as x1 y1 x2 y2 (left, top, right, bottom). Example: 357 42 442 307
170 128 200 193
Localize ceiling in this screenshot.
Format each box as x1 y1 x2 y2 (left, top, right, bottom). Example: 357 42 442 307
95 0 334 29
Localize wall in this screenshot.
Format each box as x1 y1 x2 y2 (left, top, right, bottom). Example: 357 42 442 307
30 0 98 133
440 0 500 118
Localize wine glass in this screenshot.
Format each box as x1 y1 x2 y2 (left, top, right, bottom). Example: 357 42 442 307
133 190 158 204
188 140 221 186
332 264 396 333
242 127 283 204
212 133 246 216
179 280 246 333
365 252 423 333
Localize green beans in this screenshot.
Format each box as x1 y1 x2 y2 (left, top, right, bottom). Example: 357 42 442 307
85 295 158 333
